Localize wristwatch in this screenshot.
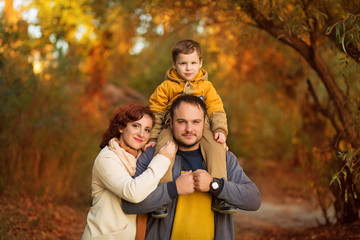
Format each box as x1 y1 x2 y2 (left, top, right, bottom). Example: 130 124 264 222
209 178 221 194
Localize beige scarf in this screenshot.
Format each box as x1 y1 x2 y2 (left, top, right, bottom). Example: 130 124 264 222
108 138 137 176
108 138 147 240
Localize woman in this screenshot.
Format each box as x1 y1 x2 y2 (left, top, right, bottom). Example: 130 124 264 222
82 104 175 240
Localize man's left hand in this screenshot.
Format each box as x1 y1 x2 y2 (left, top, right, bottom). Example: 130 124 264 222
193 169 213 192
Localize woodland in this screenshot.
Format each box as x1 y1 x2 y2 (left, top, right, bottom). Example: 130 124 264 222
0 0 359 239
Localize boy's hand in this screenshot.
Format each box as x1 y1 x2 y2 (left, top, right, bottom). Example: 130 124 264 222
143 141 156 151
158 141 176 160
214 132 226 144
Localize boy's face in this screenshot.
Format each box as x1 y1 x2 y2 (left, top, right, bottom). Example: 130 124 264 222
172 51 202 81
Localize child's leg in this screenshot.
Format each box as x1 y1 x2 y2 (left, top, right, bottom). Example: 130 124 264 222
154 127 177 183
200 128 237 214
199 128 227 180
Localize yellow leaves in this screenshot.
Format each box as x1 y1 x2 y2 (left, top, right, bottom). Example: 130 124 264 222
338 139 352 152
117 41 131 55
31 46 53 76
175 1 182 7
153 14 163 25
207 25 221 35
206 37 220 52
218 54 236 73
36 0 96 42
185 0 193 7
153 9 174 26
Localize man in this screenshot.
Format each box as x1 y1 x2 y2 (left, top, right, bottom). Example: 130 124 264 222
122 95 261 239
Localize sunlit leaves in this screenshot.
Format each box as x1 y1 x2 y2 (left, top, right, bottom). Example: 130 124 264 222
34 0 96 43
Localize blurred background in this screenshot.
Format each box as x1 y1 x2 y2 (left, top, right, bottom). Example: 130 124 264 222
0 0 359 239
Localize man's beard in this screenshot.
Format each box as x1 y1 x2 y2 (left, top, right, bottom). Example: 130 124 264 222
174 133 202 149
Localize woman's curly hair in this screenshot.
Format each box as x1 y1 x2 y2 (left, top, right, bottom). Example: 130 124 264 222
100 104 155 149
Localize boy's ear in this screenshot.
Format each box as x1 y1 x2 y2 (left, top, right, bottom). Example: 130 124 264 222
199 59 203 68
172 61 176 69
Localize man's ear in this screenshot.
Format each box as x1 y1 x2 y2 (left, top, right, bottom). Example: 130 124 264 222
169 118 173 129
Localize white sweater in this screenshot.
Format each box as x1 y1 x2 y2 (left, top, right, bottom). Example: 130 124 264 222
82 146 170 240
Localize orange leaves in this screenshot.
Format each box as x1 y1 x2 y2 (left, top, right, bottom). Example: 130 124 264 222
0 195 87 240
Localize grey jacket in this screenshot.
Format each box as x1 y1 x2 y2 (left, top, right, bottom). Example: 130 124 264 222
122 148 261 240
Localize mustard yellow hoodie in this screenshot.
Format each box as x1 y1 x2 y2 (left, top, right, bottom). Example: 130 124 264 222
149 68 228 141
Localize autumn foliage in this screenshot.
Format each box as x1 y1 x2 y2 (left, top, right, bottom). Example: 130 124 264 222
0 0 360 238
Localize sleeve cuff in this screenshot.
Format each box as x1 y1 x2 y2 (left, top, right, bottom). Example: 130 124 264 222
213 178 225 196
167 181 178 199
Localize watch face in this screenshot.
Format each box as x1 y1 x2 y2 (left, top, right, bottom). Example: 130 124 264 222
212 181 219 190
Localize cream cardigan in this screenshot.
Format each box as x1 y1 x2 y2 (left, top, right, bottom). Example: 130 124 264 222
81 145 170 240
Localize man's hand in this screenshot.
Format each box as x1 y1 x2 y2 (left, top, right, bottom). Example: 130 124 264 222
214 132 226 144
143 141 156 151
193 169 213 192
158 141 176 160
175 171 195 195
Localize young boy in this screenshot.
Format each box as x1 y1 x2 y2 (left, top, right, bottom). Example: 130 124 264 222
145 39 236 217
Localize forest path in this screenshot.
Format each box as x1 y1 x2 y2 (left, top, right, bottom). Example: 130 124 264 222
232 159 343 240
234 200 326 239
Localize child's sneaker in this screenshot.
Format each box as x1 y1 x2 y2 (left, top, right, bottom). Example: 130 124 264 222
151 204 168 218
211 198 237 214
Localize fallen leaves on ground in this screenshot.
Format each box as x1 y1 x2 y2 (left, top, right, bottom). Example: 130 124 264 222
1 194 359 240
0 194 87 240
258 221 360 240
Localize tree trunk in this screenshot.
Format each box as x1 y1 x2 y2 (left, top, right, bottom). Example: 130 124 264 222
4 0 19 25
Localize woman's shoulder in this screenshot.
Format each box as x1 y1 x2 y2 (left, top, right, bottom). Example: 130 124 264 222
94 146 121 164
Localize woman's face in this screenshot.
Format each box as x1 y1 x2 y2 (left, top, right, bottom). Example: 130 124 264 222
118 114 153 152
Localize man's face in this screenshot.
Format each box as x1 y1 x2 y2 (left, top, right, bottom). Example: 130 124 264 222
170 102 205 151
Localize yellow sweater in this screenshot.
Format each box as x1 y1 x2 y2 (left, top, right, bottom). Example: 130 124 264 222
149 68 228 141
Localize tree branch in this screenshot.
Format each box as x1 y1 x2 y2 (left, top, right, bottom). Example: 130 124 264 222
237 0 313 63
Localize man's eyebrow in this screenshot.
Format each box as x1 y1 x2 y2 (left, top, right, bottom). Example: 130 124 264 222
175 118 202 121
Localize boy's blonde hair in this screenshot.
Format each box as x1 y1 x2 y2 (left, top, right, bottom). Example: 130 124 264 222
172 40 202 63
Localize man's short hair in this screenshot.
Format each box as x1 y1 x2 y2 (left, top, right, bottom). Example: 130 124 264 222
172 40 202 63
169 95 207 119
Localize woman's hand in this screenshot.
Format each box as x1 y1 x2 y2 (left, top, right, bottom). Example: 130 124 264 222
158 141 176 160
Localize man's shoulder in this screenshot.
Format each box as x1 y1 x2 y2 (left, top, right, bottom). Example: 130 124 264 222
225 150 237 160
135 147 156 176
